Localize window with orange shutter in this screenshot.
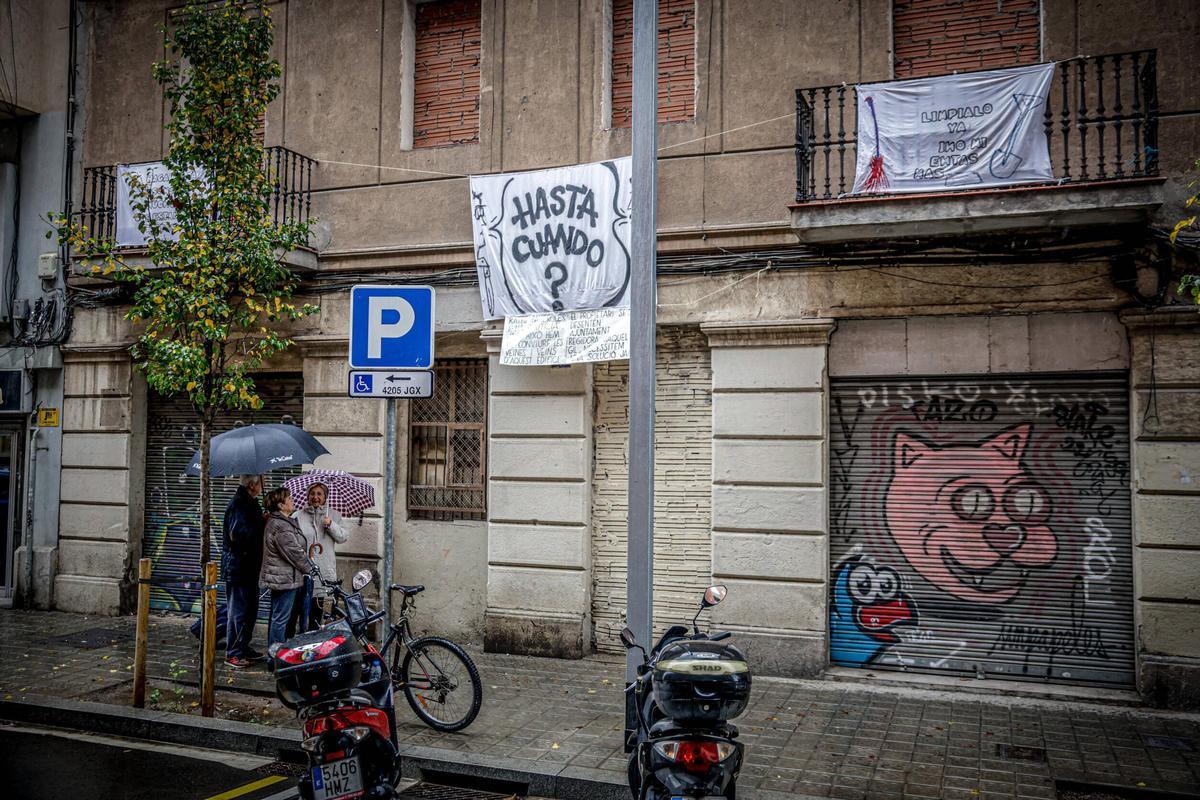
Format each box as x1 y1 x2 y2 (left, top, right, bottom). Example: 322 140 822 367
413 0 482 149
893 0 1041 79
610 0 696 128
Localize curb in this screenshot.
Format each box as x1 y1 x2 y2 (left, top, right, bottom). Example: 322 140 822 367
0 695 628 800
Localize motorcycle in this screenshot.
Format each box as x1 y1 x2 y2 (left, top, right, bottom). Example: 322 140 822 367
620 585 751 800
270 567 401 800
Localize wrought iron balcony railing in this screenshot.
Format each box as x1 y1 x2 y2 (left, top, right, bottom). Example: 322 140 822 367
795 50 1159 203
76 146 316 245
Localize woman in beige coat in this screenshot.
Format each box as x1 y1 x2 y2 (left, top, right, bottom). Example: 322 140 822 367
259 487 310 665
297 482 349 629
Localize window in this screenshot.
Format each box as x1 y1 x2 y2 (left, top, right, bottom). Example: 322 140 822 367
407 359 488 521
893 0 1040 79
412 0 482 148
609 0 696 128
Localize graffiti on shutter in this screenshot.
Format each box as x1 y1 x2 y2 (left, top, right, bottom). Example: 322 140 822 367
143 375 305 614
829 372 1134 686
592 328 712 653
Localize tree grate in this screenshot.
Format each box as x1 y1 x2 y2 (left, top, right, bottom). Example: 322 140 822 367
47 626 126 650
400 782 521 800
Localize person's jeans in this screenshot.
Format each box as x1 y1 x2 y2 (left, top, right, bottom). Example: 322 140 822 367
267 586 305 665
225 582 259 659
189 599 228 643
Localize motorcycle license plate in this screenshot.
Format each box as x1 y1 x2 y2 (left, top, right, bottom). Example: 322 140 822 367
311 757 363 800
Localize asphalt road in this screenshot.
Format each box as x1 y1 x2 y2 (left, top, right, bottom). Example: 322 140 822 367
0 722 301 800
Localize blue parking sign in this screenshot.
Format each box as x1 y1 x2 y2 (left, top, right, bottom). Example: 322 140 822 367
348 285 435 369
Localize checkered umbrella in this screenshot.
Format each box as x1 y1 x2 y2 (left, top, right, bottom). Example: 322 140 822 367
282 470 375 517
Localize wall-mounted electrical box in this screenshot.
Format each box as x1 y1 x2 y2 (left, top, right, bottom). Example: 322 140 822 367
37 253 60 280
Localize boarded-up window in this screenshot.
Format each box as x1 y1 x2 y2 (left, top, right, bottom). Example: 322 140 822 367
610 0 696 128
413 0 482 148
894 0 1040 79
407 360 488 520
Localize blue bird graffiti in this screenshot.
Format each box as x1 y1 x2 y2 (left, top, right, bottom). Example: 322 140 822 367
830 555 917 666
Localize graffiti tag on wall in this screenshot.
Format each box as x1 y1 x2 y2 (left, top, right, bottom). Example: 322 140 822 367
829 375 1134 686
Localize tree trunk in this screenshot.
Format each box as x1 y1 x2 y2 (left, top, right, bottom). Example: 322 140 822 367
199 415 212 567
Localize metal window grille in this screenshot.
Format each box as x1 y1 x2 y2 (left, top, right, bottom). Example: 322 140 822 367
407 359 488 521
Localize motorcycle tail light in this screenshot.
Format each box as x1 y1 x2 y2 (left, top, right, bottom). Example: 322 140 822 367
276 635 347 665
652 740 734 773
303 707 391 743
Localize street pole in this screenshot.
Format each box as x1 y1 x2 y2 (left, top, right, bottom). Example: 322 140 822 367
625 0 657 741
383 398 396 623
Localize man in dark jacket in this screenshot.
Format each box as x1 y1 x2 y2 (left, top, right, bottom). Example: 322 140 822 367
223 474 266 668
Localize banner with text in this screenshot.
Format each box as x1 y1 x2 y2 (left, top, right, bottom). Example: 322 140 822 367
499 307 630 366
470 158 632 320
115 162 183 247
852 62 1055 195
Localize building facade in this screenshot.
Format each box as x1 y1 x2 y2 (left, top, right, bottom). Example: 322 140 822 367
45 0 1200 709
2 0 78 612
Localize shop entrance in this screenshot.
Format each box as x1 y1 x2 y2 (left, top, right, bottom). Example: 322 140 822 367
0 429 23 601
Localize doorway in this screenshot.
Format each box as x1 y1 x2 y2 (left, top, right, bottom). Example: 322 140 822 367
0 429 23 600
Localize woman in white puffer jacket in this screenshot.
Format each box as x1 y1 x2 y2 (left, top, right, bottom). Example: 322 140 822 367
296 482 349 628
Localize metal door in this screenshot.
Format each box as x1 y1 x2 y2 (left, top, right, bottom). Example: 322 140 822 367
142 375 305 614
0 431 20 593
829 372 1134 686
592 328 713 654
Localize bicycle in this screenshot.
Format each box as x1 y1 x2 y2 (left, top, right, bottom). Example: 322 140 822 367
311 558 483 734
377 582 483 733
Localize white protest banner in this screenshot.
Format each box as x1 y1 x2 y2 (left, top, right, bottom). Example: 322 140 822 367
499 307 630 366
115 162 183 247
852 62 1055 195
470 158 632 320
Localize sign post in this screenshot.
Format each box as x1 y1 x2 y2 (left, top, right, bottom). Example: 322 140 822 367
625 0 657 744
348 285 436 624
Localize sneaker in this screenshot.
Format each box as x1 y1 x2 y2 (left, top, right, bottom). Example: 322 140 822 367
224 655 250 669
244 647 265 662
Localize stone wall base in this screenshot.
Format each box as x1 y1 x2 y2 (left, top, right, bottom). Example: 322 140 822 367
727 630 827 679
1139 655 1200 712
484 611 586 659
53 574 125 616
14 546 57 609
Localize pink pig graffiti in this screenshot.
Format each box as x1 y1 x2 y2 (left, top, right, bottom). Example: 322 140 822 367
884 423 1056 604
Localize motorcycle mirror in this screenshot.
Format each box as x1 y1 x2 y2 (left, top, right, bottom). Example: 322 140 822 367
619 626 638 650
701 584 727 609
351 569 375 592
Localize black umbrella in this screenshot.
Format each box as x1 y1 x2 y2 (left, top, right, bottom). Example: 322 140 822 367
186 423 330 477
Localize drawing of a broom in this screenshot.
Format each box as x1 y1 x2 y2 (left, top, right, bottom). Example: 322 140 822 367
863 96 889 193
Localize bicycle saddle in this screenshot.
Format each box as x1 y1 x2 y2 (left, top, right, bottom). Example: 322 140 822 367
390 583 425 595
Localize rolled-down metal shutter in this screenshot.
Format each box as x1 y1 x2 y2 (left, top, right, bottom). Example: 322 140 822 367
143 375 305 615
829 372 1133 686
592 328 713 654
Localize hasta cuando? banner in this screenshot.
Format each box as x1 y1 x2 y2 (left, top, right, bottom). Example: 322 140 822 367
470 158 632 320
852 62 1056 195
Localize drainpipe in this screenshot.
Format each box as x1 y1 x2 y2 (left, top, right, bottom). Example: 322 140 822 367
23 424 38 608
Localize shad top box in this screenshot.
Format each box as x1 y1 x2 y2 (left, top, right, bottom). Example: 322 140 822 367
273 622 363 709
651 639 751 725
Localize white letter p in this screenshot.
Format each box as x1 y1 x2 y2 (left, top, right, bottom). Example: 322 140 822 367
368 296 416 359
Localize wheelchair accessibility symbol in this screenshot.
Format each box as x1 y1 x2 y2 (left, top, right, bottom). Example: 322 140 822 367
355 374 373 393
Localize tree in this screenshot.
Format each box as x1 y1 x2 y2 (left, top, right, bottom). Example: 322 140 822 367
53 0 313 568
1172 157 1200 303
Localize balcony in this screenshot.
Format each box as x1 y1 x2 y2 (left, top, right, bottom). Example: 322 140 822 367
790 51 1163 243
73 146 318 271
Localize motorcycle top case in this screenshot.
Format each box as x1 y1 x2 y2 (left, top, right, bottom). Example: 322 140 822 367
274 621 363 709
651 639 751 724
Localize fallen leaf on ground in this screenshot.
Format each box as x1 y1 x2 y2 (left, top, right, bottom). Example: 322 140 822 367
551 743 560 750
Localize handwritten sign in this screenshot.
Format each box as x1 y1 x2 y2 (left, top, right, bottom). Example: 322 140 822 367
852 63 1055 194
500 307 630 366
470 158 632 320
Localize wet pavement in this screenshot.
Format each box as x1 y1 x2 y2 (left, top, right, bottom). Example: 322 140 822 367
3 609 1200 800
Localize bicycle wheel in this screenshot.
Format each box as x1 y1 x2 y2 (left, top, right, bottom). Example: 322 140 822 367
398 636 483 732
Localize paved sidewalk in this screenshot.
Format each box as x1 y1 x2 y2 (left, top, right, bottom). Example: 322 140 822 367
2 609 1200 800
